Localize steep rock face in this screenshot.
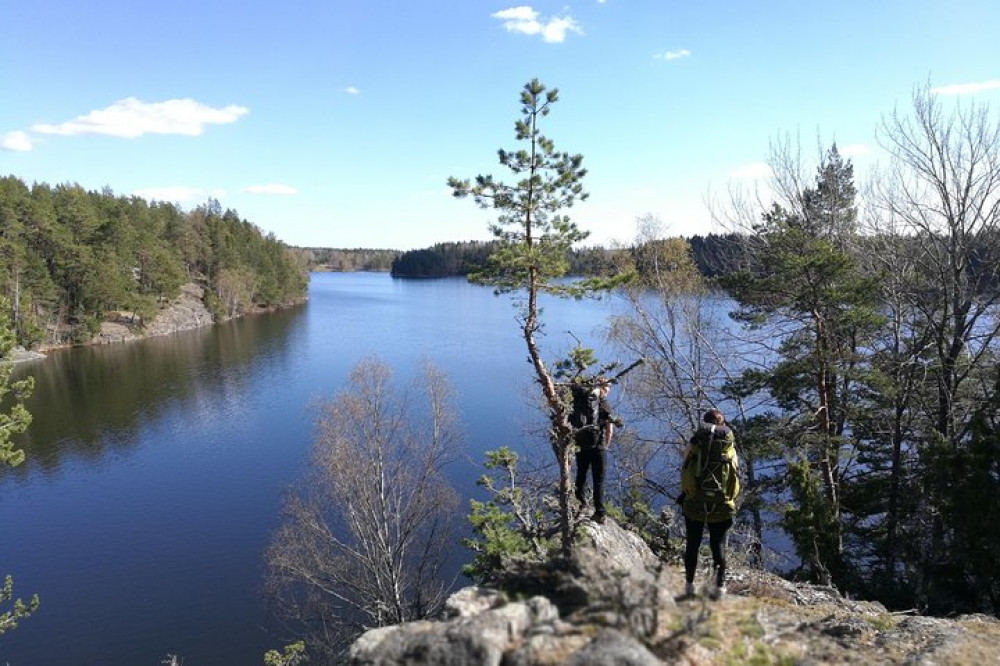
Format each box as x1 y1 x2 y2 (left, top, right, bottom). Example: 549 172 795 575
142 283 214 336
93 283 214 344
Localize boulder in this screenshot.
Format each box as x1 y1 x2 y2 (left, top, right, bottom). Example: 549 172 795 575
348 596 558 666
499 519 676 627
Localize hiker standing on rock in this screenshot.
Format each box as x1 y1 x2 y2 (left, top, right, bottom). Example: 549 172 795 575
571 378 615 524
678 409 740 599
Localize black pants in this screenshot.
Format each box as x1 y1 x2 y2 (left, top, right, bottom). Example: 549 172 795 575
684 516 733 587
575 447 606 516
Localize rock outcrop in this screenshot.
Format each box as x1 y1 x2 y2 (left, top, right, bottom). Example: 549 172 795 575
347 518 1000 665
10 346 46 363
93 283 214 345
348 520 671 666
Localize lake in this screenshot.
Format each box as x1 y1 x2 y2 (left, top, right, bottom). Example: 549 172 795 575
1 272 624 665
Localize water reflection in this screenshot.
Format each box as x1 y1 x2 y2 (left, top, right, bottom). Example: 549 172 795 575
8 306 306 479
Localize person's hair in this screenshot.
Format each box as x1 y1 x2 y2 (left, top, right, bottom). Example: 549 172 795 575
703 409 725 425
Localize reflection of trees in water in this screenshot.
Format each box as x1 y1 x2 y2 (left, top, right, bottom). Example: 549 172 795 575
5 307 305 478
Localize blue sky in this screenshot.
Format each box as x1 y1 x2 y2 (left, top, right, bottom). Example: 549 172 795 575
3 1 999 250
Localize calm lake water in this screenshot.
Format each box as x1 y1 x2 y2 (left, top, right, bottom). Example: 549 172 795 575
1 272 622 665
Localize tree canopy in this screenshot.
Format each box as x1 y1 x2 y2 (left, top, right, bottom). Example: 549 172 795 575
0 177 307 347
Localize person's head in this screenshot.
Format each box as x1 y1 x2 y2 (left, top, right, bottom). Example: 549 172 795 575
703 409 725 425
597 378 611 396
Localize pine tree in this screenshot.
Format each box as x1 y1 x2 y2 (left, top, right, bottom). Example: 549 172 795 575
0 296 38 634
721 146 883 586
448 79 625 549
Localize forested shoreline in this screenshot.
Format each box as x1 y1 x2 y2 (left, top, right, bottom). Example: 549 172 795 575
298 247 399 272
0 176 308 350
388 234 747 279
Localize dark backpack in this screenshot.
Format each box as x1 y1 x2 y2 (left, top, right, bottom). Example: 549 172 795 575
569 385 601 447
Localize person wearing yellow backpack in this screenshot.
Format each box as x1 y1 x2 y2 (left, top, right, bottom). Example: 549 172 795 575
677 409 740 599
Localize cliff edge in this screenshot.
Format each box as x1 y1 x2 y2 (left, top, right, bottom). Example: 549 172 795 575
347 519 1000 665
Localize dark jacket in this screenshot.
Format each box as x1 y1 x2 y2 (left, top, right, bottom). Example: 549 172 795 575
573 393 613 451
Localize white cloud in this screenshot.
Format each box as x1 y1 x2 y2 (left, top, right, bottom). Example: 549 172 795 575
132 186 221 203
1 131 34 152
244 183 298 196
344 86 360 95
491 6 582 43
32 98 249 139
493 6 537 21
838 143 871 157
655 49 691 61
541 17 581 43
731 162 772 180
930 80 1000 96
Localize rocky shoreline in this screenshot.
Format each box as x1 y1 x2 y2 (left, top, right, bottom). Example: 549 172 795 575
91 283 215 346
13 283 303 363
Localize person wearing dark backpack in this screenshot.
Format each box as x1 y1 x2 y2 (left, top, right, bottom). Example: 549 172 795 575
678 409 740 599
571 379 615 524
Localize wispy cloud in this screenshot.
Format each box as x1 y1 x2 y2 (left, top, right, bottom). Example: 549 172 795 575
654 49 691 61
132 186 222 203
244 183 298 196
344 86 360 95
33 98 248 139
731 162 772 180
491 6 583 43
1 131 34 152
930 80 1000 96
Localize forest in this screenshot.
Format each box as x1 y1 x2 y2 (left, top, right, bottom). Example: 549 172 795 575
0 176 308 348
299 246 399 272
389 234 749 280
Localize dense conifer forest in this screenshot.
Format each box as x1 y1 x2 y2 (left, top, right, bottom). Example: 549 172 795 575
0 175 308 348
389 234 746 280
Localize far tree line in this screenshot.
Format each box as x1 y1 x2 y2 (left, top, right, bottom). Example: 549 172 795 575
0 177 309 348
387 234 748 279
297 246 399 272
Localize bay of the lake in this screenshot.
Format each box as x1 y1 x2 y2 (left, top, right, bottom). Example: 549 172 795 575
1 272 624 665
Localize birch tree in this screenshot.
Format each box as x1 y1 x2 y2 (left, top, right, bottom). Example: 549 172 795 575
265 358 461 661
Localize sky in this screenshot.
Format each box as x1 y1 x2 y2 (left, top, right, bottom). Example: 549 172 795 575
2 1 999 250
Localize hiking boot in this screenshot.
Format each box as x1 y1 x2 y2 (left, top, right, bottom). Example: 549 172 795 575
591 511 606 524
710 584 727 601
684 582 695 597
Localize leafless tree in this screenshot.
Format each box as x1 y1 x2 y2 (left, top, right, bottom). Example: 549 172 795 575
866 83 1000 588
265 357 461 660
873 82 1000 445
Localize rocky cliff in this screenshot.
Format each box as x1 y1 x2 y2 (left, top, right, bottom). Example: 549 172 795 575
92 283 215 345
347 519 1000 665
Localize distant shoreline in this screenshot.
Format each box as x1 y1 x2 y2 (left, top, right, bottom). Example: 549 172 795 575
13 283 306 364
